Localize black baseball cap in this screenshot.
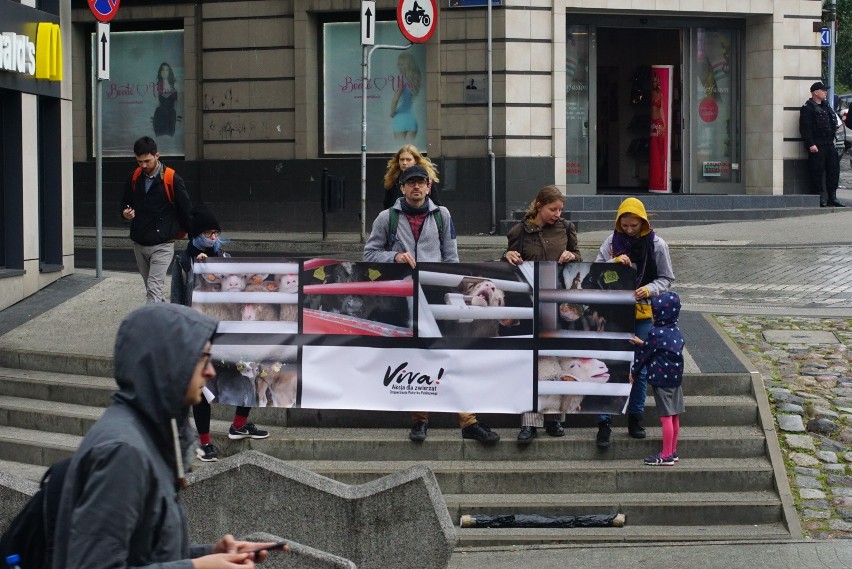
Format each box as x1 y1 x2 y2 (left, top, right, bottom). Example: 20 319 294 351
399 165 430 184
810 81 829 92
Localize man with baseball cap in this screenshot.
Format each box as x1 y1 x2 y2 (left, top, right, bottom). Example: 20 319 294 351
364 165 501 444
799 81 846 207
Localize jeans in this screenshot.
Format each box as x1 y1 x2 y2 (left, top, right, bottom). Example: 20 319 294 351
599 316 654 423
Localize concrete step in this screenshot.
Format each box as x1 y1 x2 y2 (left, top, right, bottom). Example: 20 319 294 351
454 523 792 546
0 349 113 378
446 491 783 526
0 395 104 435
0 367 115 407
0 426 80 466
0 458 49 482
281 458 775 494
265 393 757 429
213 425 766 462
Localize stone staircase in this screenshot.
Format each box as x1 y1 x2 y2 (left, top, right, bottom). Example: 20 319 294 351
0 348 798 545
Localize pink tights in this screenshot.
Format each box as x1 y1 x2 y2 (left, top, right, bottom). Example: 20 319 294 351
660 414 680 457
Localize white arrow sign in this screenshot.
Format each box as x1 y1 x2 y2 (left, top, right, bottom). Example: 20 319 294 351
97 22 110 80
362 1 376 45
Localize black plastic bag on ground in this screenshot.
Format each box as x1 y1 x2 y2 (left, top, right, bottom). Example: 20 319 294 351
459 513 624 528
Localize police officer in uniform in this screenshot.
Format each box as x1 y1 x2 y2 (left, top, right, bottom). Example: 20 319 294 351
799 81 846 207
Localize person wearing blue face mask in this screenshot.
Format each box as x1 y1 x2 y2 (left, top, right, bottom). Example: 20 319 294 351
171 204 269 462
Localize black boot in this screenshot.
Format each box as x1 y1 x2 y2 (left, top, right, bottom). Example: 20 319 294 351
596 420 612 449
627 413 646 439
827 191 847 207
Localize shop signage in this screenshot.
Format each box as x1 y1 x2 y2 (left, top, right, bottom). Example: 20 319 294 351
0 23 62 81
0 1 62 97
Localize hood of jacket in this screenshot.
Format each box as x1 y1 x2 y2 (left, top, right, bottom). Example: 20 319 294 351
651 291 681 328
113 304 217 440
615 197 651 237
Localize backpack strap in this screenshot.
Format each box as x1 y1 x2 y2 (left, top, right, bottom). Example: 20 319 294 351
131 166 175 204
162 167 175 204
387 207 444 249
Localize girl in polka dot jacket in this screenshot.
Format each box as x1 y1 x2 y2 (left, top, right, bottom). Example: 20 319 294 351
630 291 685 467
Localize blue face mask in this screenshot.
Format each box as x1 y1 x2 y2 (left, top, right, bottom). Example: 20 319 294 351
192 234 222 253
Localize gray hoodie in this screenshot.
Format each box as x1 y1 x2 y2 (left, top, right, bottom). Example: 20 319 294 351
52 304 218 569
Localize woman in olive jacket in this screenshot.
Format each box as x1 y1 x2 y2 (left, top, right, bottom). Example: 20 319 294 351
504 185 582 443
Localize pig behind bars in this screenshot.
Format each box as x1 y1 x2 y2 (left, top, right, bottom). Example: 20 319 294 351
276 273 299 322
193 274 240 321
241 283 281 321
439 277 514 338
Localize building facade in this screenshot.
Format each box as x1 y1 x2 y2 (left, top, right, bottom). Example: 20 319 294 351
69 0 823 236
0 0 73 311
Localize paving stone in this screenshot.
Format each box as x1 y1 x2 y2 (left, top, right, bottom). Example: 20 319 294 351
804 509 831 519
804 499 830 508
794 466 821 476
796 475 823 489
835 488 852 497
827 475 852 487
813 407 840 419
786 434 816 450
807 418 839 434
778 403 805 414
839 509 852 522
825 464 847 473
768 388 791 401
817 451 839 464
778 414 806 432
800 488 827 499
790 452 820 467
838 427 852 445
828 519 852 532
832 496 852 508
764 330 839 344
845 452 852 462
820 439 848 453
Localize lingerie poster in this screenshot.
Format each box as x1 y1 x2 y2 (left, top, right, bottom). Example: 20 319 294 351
192 258 636 415
323 21 427 154
648 65 672 193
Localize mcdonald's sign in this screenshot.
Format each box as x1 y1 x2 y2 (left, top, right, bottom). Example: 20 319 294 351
0 0 62 97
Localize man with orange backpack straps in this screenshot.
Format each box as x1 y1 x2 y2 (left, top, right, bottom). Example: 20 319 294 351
121 136 193 303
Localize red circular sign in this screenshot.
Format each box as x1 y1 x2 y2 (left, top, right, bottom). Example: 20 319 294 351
698 97 719 123
397 0 438 44
88 0 121 23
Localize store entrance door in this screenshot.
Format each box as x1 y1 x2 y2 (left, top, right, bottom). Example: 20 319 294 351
596 27 682 193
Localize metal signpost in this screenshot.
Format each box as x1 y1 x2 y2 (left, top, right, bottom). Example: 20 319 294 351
89 0 120 277
358 0 436 241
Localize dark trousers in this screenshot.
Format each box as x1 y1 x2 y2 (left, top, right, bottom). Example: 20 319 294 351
807 144 840 203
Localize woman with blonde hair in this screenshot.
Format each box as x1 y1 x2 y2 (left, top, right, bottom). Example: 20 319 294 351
382 144 441 209
390 52 421 141
504 185 582 443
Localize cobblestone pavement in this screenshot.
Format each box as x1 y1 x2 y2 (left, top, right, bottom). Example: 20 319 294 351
715 315 852 539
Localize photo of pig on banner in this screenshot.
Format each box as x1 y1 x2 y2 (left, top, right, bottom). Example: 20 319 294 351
189 258 636 416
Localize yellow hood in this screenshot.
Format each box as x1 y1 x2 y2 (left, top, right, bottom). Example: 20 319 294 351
615 197 651 236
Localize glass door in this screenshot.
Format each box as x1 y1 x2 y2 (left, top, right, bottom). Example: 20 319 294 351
687 27 743 193
565 24 596 195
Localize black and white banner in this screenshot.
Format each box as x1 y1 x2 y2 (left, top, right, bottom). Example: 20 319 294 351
193 258 637 414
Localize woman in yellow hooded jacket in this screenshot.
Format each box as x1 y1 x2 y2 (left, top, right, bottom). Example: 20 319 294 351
594 197 675 448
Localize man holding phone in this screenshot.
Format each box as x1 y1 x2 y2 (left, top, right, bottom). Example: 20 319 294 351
51 304 281 568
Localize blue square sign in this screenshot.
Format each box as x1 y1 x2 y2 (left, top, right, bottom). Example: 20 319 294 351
821 27 831 47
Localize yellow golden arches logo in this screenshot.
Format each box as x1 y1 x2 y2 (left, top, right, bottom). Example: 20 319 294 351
35 22 62 81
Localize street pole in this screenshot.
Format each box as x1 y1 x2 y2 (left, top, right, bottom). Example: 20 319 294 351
95 64 103 278
830 0 837 106
361 44 368 242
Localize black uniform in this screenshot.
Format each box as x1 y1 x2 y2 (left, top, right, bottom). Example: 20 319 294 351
799 98 841 207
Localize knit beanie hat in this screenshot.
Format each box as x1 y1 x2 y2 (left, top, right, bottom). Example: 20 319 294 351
190 204 221 237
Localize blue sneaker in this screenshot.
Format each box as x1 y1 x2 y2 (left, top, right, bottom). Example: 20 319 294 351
672 452 679 463
644 453 675 466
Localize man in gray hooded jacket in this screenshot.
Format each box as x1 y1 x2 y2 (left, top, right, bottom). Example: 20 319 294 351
52 304 275 569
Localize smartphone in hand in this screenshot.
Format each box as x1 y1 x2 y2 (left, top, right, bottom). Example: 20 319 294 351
249 541 288 554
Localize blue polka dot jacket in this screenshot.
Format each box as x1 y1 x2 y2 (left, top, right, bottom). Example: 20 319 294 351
632 291 685 388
